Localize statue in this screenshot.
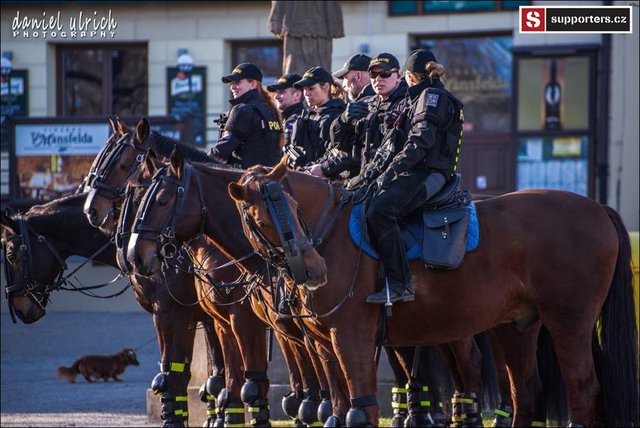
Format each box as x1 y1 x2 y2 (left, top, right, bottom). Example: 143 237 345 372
268 1 344 76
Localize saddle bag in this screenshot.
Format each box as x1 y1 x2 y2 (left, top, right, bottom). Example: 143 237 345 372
422 206 469 270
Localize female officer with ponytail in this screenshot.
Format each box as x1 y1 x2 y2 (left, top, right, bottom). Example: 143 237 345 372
210 62 283 168
362 49 465 305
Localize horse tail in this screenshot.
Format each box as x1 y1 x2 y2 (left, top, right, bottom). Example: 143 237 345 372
535 325 568 425
596 206 638 427
473 332 500 412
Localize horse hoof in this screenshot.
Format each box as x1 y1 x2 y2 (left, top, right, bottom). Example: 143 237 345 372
391 414 406 427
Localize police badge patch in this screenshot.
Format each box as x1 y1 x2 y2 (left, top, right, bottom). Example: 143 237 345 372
426 93 439 107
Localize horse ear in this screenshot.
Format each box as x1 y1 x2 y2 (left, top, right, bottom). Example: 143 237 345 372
265 155 289 182
169 147 184 180
108 116 118 135
116 116 126 134
228 182 246 203
142 148 159 178
134 118 150 146
0 210 18 233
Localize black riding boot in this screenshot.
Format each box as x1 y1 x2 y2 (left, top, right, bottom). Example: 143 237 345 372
366 279 415 304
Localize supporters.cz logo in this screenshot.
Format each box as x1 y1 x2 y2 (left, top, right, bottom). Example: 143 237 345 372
521 7 546 32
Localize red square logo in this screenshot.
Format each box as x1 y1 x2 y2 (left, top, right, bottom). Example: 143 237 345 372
521 7 546 32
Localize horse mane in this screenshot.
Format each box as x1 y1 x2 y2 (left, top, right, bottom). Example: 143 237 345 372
147 131 213 163
20 193 95 237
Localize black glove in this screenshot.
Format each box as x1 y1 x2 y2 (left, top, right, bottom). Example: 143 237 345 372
376 171 395 190
342 101 369 123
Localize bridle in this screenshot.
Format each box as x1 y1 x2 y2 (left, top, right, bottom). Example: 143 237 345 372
129 164 208 269
86 131 145 202
240 180 315 286
3 218 67 323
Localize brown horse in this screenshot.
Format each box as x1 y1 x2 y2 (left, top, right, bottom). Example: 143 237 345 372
128 148 557 426
228 159 638 427
0 193 226 427
83 118 339 426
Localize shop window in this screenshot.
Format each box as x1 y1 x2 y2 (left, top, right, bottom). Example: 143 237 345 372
57 44 148 116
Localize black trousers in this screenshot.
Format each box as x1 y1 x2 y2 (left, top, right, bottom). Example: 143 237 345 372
366 169 435 289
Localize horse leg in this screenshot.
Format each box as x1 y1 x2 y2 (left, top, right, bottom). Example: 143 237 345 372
199 319 226 428
486 328 516 428
490 322 545 427
330 326 379 427
274 333 305 427
151 309 196 428
385 346 410 427
313 339 351 426
437 338 483 428
544 324 599 426
229 307 271 427
211 318 246 428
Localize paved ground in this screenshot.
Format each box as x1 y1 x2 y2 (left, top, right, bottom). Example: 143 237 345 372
1 312 160 427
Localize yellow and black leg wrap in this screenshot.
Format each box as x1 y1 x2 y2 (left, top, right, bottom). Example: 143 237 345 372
491 402 513 427
451 392 481 427
242 371 271 427
405 381 433 427
223 397 245 428
154 361 190 427
391 385 408 427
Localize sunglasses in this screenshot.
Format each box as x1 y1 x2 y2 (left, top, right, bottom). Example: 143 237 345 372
368 69 397 79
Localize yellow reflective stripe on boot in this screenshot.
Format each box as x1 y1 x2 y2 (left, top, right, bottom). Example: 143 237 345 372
248 405 270 413
452 397 475 404
531 421 546 427
421 386 429 391
391 387 407 393
225 408 245 413
207 409 216 415
170 362 185 373
494 408 512 418
392 402 408 409
420 401 431 407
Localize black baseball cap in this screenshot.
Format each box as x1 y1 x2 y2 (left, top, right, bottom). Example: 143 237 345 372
332 53 372 79
404 49 438 73
221 63 263 83
266 73 303 92
293 67 334 89
368 53 401 72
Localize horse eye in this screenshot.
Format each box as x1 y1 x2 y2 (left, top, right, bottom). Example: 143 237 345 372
156 191 170 206
256 220 269 229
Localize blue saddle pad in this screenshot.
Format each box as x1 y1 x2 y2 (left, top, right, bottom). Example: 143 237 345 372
349 202 480 261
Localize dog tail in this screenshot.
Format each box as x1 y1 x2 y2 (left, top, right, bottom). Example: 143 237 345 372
57 362 79 383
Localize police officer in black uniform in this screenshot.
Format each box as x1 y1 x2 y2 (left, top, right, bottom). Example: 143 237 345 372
210 62 282 169
287 66 345 170
267 73 304 151
307 54 377 180
363 49 464 304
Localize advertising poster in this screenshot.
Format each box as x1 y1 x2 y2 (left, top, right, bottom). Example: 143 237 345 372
166 66 206 147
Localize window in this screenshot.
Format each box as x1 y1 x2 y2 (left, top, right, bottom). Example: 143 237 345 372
389 1 529 16
231 40 283 87
57 44 148 116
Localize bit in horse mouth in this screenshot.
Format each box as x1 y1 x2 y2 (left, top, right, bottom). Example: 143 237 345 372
99 209 116 231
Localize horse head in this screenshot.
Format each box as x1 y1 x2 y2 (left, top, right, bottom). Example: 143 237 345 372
84 117 147 234
1 210 66 324
126 147 203 277
228 157 328 291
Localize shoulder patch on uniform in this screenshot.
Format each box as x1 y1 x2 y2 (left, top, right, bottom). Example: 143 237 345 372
426 93 439 108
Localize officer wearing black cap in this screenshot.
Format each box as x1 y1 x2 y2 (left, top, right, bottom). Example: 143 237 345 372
210 62 282 169
267 73 304 157
363 49 464 305
286 66 345 169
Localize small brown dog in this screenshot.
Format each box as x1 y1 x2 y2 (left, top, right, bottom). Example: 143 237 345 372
57 348 140 383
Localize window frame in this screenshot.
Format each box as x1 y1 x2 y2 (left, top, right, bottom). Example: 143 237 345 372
56 42 148 116
388 1 530 17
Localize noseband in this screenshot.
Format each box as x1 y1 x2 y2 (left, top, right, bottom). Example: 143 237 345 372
240 181 314 285
3 218 68 323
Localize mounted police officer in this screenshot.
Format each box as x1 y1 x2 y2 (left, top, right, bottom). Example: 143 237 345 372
304 54 376 180
286 66 345 169
267 73 304 150
362 49 464 304
210 63 283 169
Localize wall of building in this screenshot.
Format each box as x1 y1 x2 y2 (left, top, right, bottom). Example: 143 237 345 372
1 0 637 228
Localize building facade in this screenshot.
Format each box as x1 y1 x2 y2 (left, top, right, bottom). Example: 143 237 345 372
1 0 638 229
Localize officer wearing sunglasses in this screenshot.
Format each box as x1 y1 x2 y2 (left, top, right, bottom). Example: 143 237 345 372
361 49 465 305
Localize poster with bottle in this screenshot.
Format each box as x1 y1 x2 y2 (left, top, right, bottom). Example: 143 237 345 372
517 57 590 132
